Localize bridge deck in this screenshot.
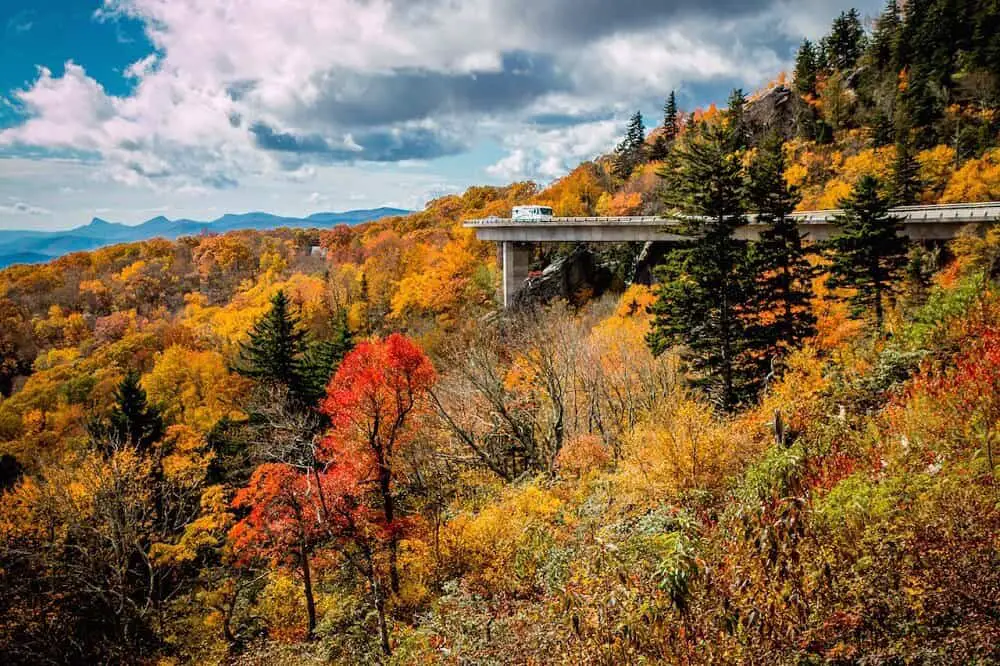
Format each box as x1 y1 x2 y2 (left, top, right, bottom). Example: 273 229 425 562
464 202 1000 243
465 202 1000 307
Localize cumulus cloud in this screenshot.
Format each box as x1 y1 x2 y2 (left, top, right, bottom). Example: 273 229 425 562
487 119 621 181
0 0 885 191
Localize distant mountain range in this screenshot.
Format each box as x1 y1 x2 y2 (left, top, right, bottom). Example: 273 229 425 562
0 207 410 269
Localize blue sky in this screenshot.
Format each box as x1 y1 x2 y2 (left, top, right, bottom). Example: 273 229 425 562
0 0 884 231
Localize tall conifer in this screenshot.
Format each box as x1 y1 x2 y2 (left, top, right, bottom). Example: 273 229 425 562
825 175 909 333
237 290 312 401
303 308 354 401
870 0 902 73
726 88 750 152
827 8 866 71
794 39 819 97
93 370 165 453
748 131 817 355
663 91 680 141
648 122 763 411
613 111 647 180
892 129 923 205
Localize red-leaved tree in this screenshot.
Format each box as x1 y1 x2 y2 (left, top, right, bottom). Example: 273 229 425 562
229 334 435 653
230 463 338 638
320 333 436 598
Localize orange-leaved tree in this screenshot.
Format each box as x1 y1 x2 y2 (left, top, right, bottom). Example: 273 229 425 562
229 463 338 639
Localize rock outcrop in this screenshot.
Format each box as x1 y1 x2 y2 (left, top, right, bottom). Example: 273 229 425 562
512 246 615 308
745 85 799 141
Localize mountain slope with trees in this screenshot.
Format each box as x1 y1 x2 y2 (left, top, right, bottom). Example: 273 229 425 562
2 2 1000 664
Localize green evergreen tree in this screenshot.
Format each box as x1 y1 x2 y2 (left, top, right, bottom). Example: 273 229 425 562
650 92 680 161
870 0 902 73
891 133 923 205
613 111 647 180
793 40 822 141
794 39 819 97
303 308 354 401
971 0 1000 74
894 0 964 140
817 35 832 71
747 131 817 354
827 8 866 71
649 135 670 162
871 110 896 147
95 370 165 453
663 91 680 142
236 290 312 401
726 88 750 152
825 175 909 333
648 122 763 411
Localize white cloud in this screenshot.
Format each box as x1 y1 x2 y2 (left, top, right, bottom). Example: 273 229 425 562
0 0 878 218
487 119 620 181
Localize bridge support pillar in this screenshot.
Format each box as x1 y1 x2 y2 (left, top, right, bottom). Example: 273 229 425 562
501 241 532 308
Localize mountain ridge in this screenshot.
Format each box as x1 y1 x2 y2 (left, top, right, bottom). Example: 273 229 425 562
0 207 411 269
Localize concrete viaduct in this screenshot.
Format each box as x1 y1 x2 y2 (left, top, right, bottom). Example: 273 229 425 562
463 202 1000 307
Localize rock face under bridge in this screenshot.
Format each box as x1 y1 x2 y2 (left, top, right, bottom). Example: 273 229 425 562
509 246 615 309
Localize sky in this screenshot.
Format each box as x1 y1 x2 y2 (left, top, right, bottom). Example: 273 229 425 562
0 0 885 231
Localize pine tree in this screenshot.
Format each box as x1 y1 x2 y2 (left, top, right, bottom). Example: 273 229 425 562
794 40 822 140
303 308 354 401
663 91 680 142
871 110 896 147
650 92 680 162
648 122 763 411
827 8 866 71
817 35 832 72
825 175 909 333
96 370 165 453
726 88 750 152
613 111 646 180
237 290 312 401
748 131 817 355
794 39 819 97
891 133 923 204
649 135 670 162
870 0 902 73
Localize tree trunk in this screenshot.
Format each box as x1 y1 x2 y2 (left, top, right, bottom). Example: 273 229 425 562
873 278 884 334
378 462 400 595
300 540 317 638
374 579 392 656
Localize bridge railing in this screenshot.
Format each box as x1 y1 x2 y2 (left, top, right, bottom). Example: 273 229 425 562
466 202 1000 228
466 215 673 225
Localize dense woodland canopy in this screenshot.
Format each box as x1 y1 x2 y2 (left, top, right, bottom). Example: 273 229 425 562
3 2 1000 663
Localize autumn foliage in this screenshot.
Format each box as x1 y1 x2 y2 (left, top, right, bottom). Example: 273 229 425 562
5 3 1000 661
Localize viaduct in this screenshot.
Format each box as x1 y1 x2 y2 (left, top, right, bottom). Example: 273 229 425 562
463 202 1000 307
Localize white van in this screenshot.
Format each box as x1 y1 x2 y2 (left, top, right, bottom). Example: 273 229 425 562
511 205 554 221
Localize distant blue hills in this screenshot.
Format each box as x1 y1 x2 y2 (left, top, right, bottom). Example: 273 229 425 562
0 207 410 270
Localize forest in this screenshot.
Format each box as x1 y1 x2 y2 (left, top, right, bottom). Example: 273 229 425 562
2 1 1000 663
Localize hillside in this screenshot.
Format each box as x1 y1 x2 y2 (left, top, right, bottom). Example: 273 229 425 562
2 2 1000 664
0 208 410 269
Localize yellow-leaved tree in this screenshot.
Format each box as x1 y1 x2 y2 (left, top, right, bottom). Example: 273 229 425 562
143 346 249 432
941 148 1000 202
